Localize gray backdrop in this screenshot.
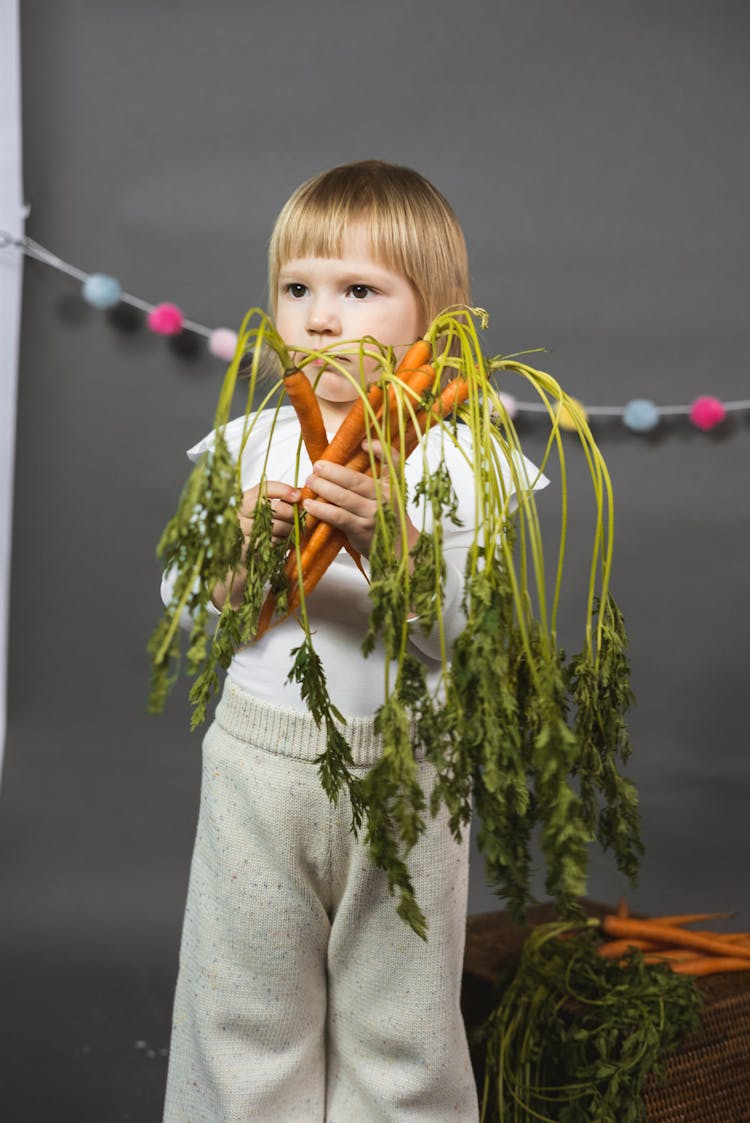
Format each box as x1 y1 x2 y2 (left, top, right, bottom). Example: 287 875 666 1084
2 0 748 1099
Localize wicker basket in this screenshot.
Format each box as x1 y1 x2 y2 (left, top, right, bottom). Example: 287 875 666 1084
462 904 750 1122
641 988 750 1122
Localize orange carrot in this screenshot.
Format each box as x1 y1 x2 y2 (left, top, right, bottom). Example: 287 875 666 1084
254 587 277 639
254 347 459 637
600 916 750 960
346 362 437 476
283 367 328 464
688 930 750 945
396 338 433 377
280 354 422 574
642 949 699 962
308 339 431 478
282 371 468 615
287 524 348 614
434 374 472 417
596 937 662 958
668 957 750 977
309 354 431 579
398 375 471 460
645 911 735 927
284 360 436 582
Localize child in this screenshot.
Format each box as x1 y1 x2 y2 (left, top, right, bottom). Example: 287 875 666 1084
162 160 544 1122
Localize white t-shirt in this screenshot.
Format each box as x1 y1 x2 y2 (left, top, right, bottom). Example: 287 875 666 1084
162 406 548 717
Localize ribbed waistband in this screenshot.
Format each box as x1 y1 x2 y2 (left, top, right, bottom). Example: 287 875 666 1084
213 679 385 768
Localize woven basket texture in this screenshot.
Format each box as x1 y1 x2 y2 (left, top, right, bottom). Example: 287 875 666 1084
462 903 750 1123
641 989 750 1122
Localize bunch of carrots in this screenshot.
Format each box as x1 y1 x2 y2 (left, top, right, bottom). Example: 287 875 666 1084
255 337 469 636
596 900 750 976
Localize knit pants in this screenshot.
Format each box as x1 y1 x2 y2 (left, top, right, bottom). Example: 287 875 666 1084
163 679 478 1122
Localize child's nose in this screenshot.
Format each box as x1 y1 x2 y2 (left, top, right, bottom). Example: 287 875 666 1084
305 298 340 337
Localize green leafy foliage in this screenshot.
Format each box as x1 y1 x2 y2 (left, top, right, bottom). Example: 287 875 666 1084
283 634 368 838
568 596 642 884
477 921 703 1123
147 431 243 719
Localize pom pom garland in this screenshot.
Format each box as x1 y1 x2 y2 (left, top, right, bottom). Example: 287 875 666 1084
82 272 122 309
3 230 749 433
624 398 660 433
147 302 184 336
689 395 727 431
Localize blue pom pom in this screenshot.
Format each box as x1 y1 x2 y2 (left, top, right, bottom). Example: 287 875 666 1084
82 273 122 309
623 398 660 433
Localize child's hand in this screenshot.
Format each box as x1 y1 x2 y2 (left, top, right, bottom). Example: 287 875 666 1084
238 481 302 550
213 481 300 611
303 441 419 560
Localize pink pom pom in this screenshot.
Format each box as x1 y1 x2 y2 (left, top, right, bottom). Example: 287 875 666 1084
208 327 239 362
689 395 726 431
147 303 184 336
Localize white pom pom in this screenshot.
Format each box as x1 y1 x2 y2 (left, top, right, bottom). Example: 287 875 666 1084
209 328 239 362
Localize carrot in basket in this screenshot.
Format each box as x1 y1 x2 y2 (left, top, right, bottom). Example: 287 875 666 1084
668 957 750 977
642 949 700 963
646 911 735 927
713 933 750 946
600 916 750 960
596 937 662 958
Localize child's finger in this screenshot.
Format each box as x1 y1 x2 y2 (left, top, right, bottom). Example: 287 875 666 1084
307 462 379 506
239 482 300 517
303 485 374 526
268 498 297 541
264 482 302 505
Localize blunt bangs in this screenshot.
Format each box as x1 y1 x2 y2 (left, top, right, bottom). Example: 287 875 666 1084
268 161 470 327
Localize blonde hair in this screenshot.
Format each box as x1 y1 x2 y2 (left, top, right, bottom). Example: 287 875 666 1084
268 160 470 332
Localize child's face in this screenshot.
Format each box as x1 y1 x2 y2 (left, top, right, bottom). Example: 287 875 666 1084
275 224 421 419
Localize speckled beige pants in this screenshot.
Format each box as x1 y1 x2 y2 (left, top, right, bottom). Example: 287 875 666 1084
163 679 478 1122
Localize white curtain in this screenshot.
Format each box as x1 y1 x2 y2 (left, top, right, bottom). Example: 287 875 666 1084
0 0 24 779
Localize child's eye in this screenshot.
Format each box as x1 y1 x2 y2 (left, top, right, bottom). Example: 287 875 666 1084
346 284 374 300
285 283 308 298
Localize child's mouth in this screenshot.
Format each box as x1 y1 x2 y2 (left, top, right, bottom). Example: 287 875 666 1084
312 355 349 367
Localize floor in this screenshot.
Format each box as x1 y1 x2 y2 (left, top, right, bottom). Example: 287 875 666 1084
1 944 173 1123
